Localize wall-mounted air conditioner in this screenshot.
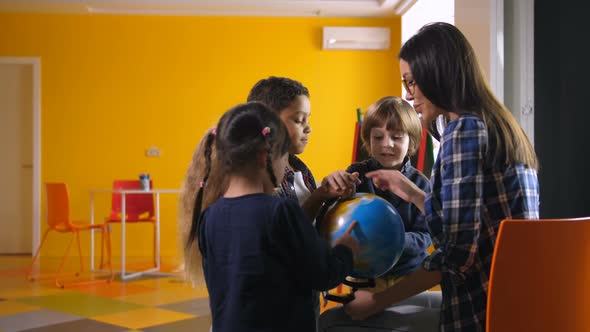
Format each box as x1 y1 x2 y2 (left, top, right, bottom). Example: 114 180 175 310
322 27 391 50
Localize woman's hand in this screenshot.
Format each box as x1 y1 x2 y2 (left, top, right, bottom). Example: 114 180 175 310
346 268 443 321
343 290 381 320
366 170 426 213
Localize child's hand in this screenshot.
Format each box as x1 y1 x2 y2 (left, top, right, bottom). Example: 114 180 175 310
320 171 361 200
303 172 360 220
333 221 361 257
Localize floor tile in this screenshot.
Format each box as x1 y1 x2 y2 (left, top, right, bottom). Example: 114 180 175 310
0 257 34 276
0 285 63 300
0 256 211 332
105 260 180 283
69 281 155 298
0 302 39 317
18 318 128 332
114 273 170 283
158 297 210 316
14 292 144 317
142 316 211 332
0 269 29 278
128 276 191 289
116 287 204 306
0 278 37 290
0 309 81 332
92 307 195 329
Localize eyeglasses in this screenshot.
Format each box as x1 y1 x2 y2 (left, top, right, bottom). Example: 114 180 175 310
402 78 416 96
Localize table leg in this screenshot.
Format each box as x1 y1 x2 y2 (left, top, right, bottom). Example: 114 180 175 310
156 192 161 270
121 193 126 280
90 192 95 271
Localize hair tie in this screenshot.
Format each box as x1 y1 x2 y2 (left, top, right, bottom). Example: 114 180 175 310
199 180 205 188
211 128 217 136
261 126 271 136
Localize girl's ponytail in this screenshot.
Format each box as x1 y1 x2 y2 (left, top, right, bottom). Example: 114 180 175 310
186 130 215 249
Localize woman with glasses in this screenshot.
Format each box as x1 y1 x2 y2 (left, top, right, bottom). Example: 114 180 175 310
342 22 540 331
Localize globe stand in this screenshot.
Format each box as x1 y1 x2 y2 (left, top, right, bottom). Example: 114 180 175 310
322 278 376 304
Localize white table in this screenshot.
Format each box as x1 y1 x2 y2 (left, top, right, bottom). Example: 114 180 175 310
89 188 181 280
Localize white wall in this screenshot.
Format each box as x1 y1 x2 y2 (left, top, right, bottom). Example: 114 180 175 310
0 63 33 254
402 0 454 44
503 0 535 145
454 0 493 84
402 0 534 145
401 0 454 158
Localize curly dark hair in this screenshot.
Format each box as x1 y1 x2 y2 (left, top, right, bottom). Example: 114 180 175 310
247 76 310 112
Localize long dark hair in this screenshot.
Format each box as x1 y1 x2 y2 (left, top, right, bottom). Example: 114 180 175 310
399 22 538 169
184 102 291 270
214 102 291 181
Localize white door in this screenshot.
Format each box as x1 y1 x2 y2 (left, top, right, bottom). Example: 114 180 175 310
0 63 33 254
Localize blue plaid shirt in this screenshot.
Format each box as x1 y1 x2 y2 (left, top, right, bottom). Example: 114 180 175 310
423 113 539 331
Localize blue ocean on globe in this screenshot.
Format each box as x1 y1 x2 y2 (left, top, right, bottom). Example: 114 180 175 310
319 193 405 279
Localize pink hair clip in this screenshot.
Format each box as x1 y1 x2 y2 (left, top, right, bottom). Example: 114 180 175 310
261 126 271 136
211 128 217 136
199 180 205 188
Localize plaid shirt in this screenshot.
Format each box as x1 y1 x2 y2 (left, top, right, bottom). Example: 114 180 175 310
278 154 317 202
423 114 539 331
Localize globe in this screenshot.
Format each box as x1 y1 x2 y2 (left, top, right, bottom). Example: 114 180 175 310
319 193 405 279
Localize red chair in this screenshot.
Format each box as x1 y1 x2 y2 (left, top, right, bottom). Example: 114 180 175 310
106 180 157 269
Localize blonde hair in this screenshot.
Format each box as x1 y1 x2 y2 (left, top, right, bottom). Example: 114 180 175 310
178 128 224 285
361 96 423 158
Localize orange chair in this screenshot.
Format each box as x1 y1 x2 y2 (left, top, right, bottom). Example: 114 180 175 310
27 183 113 288
487 217 590 332
106 180 157 268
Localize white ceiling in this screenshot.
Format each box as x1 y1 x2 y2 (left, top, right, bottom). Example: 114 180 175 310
0 0 416 17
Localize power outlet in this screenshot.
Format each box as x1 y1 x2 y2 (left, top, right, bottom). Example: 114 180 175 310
145 146 161 157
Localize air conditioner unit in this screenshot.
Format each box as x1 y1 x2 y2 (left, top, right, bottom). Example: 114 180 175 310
322 27 391 50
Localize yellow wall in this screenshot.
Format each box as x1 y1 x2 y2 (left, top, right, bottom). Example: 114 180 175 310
0 13 401 259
